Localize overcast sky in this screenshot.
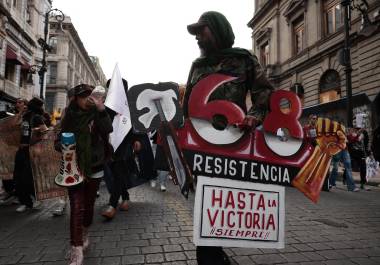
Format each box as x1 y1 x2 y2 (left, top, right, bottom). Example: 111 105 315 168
52 0 254 87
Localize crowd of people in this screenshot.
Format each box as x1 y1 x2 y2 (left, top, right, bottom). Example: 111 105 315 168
1 10 379 265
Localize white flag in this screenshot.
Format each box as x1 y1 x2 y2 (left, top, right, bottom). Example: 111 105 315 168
105 64 132 151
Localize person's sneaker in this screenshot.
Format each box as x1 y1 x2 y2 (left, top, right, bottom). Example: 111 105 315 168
16 205 29 212
352 187 360 192
101 206 116 219
34 200 42 209
160 184 167 192
68 245 83 265
150 180 157 188
0 194 17 205
119 200 129 211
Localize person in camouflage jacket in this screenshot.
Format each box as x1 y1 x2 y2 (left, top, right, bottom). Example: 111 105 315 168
184 11 273 131
185 10 274 265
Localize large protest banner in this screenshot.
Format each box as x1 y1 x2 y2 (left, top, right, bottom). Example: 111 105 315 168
193 176 285 249
0 115 21 180
29 129 66 200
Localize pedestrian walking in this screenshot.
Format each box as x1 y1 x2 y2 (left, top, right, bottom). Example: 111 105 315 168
348 126 370 190
58 84 113 265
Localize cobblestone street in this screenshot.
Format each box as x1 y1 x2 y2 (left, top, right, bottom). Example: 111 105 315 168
1 180 380 265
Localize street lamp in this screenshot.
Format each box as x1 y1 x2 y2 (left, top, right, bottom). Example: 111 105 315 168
38 8 65 100
340 0 378 128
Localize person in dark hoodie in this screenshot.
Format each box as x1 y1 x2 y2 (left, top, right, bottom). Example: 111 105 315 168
59 84 113 265
101 78 157 220
14 97 46 212
185 11 274 265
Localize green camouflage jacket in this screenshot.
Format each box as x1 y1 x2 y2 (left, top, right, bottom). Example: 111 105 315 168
183 50 273 124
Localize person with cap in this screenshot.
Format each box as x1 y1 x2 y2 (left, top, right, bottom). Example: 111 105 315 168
58 84 113 265
13 97 47 212
185 11 274 265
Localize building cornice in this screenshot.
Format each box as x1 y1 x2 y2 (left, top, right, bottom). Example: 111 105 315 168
248 0 278 29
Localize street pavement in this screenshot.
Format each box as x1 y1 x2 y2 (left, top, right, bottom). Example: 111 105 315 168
0 178 380 265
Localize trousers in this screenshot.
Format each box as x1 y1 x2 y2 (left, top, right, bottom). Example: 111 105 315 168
68 178 100 246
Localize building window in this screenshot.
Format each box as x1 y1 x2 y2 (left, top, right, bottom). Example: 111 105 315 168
49 37 58 54
260 42 270 67
291 83 305 105
293 16 304 55
5 64 15 81
47 62 57 84
45 92 55 113
325 1 344 35
319 70 341 103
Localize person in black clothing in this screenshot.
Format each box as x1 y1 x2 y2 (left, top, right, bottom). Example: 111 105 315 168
101 79 157 220
348 126 370 190
14 97 47 212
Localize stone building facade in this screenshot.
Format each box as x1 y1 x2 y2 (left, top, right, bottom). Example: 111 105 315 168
248 0 380 129
0 0 51 116
44 16 105 113
90 56 107 86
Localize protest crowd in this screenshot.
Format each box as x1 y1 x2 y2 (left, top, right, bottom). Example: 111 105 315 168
0 10 380 265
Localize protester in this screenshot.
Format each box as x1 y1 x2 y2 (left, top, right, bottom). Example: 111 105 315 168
184 11 273 265
348 126 370 190
59 84 113 265
101 78 156 220
303 114 318 145
13 97 47 212
150 130 168 192
0 98 27 205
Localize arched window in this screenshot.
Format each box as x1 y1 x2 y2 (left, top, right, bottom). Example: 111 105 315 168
319 70 341 103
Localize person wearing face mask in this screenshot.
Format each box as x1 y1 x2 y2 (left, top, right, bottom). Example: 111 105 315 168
59 84 113 265
184 11 274 265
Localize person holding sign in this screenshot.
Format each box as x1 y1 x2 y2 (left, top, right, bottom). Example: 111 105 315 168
185 11 274 265
59 84 113 265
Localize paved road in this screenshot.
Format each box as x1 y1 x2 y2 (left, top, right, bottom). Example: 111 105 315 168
0 180 379 265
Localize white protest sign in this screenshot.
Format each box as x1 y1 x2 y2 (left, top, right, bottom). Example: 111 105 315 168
193 176 285 249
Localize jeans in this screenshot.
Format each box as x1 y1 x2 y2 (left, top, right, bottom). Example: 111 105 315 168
68 178 101 246
330 149 356 191
156 170 168 185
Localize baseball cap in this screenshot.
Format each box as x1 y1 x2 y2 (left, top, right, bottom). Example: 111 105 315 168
187 14 208 35
73 84 93 97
